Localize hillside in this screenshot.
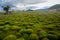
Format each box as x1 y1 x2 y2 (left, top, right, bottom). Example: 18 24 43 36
49 4 60 9
0 11 60 40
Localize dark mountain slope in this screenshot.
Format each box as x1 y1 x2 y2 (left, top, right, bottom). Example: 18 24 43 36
49 4 60 9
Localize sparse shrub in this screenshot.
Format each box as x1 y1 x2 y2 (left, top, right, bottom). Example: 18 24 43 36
41 37 49 40
37 31 48 40
17 37 25 40
11 26 21 31
16 32 22 37
0 26 4 30
3 35 17 40
19 29 33 35
47 34 58 40
27 23 34 26
25 26 32 29
22 34 29 40
0 22 5 26
30 33 39 40
3 24 11 31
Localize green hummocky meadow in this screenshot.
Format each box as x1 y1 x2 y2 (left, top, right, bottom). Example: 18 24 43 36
0 11 60 40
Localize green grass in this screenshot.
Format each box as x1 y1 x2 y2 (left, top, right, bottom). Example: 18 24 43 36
0 11 60 40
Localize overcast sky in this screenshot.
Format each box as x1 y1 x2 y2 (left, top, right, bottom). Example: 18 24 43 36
0 0 60 10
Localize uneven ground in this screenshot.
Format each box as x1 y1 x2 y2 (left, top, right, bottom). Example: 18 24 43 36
0 11 60 40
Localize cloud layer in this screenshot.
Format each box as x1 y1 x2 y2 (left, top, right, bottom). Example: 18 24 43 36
16 0 46 4
0 0 60 10
0 0 46 4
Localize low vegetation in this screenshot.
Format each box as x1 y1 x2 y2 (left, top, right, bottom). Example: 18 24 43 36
0 11 60 40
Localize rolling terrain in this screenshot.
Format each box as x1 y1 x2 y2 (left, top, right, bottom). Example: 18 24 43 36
0 11 60 40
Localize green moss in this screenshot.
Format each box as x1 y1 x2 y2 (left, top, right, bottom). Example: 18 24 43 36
30 33 39 40
0 11 60 40
3 35 17 40
17 37 25 40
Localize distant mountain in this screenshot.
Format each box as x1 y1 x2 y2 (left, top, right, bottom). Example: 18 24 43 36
26 4 60 11
49 4 60 9
36 9 48 11
25 6 38 10
35 4 60 11
35 7 49 11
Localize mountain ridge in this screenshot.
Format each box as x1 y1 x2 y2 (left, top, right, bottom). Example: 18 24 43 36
48 4 60 9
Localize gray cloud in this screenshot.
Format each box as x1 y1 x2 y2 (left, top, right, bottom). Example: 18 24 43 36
0 0 46 4
16 0 46 4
